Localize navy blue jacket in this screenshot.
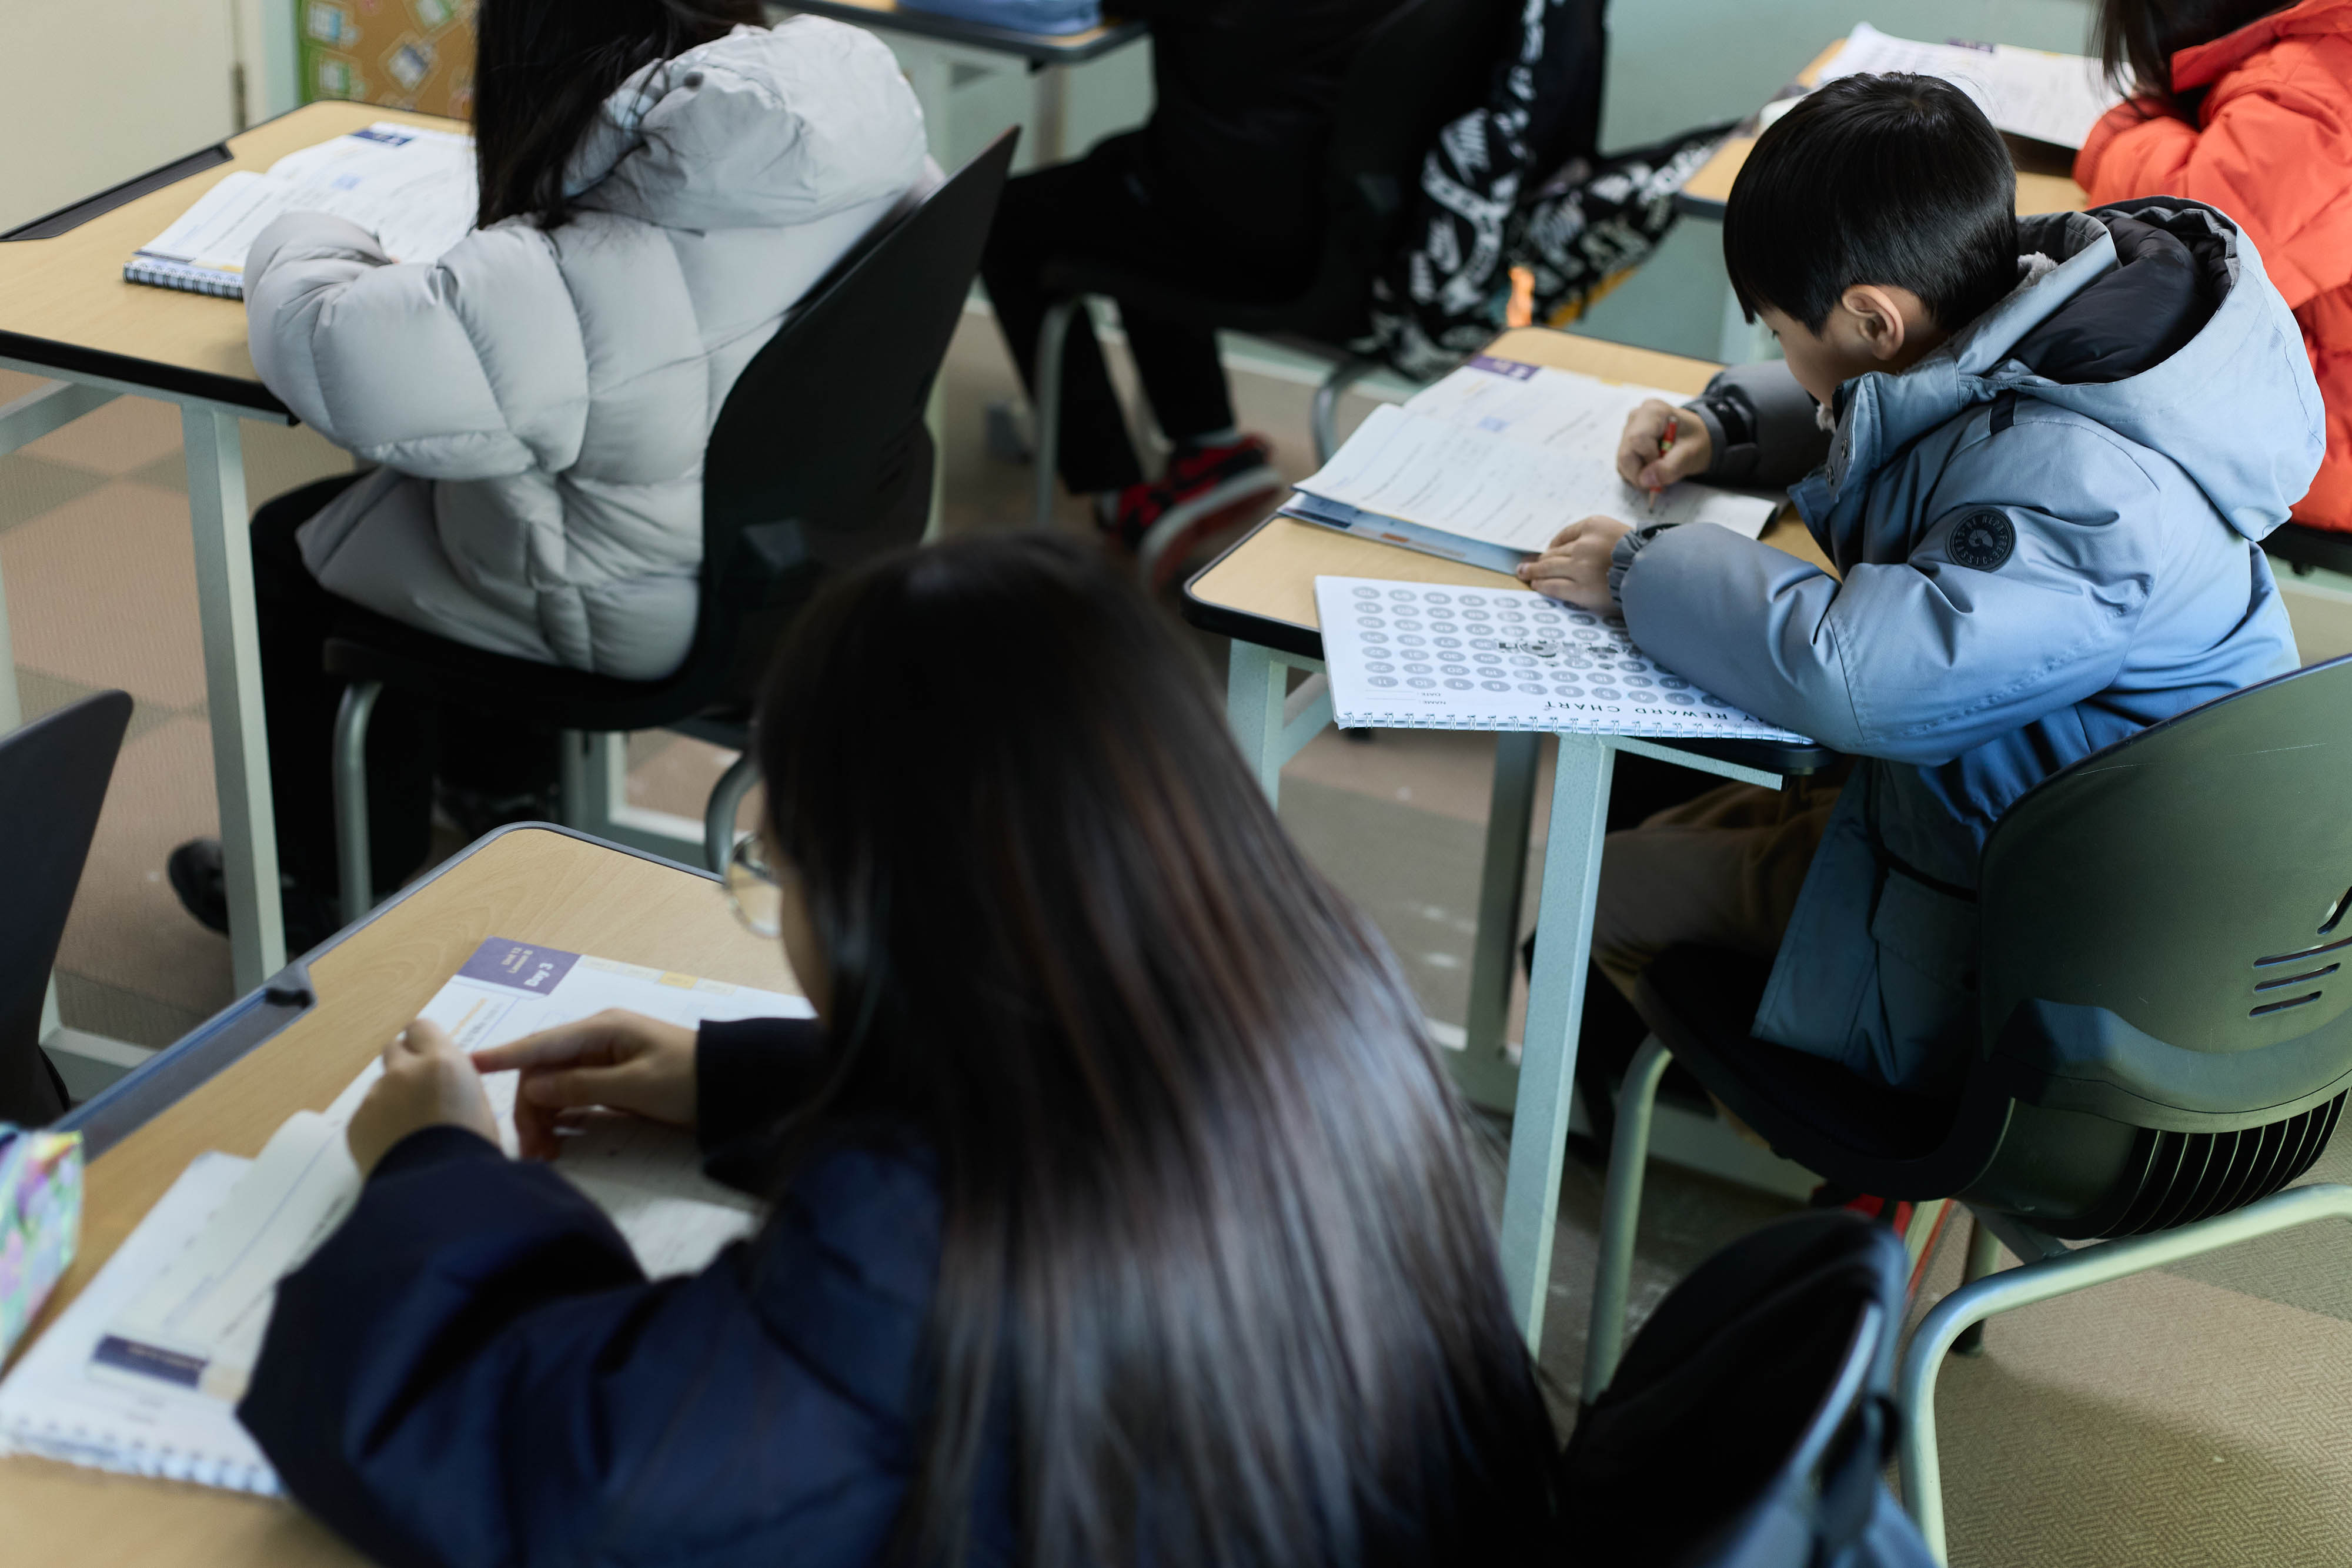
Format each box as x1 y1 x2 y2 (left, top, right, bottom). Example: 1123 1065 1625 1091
238 1019 1010 1567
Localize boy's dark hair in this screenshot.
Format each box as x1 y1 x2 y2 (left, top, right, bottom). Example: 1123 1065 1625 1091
1723 73 2018 335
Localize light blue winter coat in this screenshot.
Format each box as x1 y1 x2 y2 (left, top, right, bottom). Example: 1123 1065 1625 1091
1622 200 2324 1092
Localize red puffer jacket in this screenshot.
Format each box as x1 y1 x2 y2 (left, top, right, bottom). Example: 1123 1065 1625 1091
2076 0 2352 530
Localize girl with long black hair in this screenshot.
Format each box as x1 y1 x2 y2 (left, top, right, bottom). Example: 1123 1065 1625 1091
238 534 1564 1566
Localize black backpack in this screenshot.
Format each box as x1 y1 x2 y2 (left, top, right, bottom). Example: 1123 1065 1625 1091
1561 1211 1939 1568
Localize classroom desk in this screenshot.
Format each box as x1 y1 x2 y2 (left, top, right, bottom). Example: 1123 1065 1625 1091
1675 38 2090 363
781 1 1147 164
1184 325 1836 1350
0 825 800 1565
0 100 462 996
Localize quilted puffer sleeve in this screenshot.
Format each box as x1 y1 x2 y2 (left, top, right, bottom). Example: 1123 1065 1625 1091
245 213 591 480
2075 85 2352 312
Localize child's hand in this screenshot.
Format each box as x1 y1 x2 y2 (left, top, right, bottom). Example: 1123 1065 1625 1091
472 1010 699 1162
1617 399 1710 490
348 1019 500 1175
1518 516 1633 613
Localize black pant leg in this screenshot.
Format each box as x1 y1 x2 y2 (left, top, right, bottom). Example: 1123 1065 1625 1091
979 141 1151 496
250 476 437 899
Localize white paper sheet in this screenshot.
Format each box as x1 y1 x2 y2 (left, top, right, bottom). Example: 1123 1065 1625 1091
132 121 476 292
1315 576 1812 743
1298 355 1778 557
1814 22 2121 149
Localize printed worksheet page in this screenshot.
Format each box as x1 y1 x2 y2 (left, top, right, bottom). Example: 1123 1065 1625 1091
1298 356 1778 554
1820 23 2119 148
1315 576 1812 742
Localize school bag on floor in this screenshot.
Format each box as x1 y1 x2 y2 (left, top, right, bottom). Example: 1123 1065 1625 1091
1560 1210 1939 1567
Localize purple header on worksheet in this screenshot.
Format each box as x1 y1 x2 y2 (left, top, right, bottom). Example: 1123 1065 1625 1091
457 938 580 994
1468 355 1538 380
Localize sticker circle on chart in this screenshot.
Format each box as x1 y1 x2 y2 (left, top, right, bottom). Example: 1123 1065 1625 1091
1430 622 1460 636
1408 677 1437 688
1519 683 1545 694
1593 687 1623 700
1362 631 1389 643
1445 678 1474 690
1355 586 1382 597
1571 612 1596 625
1564 656 1593 670
1398 634 1426 647
1659 677 1688 690
1482 680 1512 691
1357 616 1385 628
1365 661 1395 673
1369 676 1400 687
1389 588 1415 600
1394 619 1423 631
1625 676 1655 688
1458 594 1485 606
1703 696 1728 707
1511 656 1537 667
1667 692 1696 704
1405 663 1433 674
1434 636 1462 648
1464 607 1492 620
1499 610 1526 623
1441 664 1468 676
1573 627 1602 640
1555 686 1585 698
1476 652 1502 664
1424 591 1452 604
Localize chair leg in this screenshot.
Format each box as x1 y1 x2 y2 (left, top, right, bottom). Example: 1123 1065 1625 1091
1032 297 1081 531
703 750 760 874
1897 1181 2352 1560
1309 355 1384 467
557 730 592 830
1582 1034 1675 1402
332 681 381 927
1949 1215 2004 1358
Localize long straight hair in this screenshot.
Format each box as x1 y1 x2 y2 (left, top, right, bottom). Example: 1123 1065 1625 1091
470 0 763 229
2094 0 2295 115
754 536 1562 1567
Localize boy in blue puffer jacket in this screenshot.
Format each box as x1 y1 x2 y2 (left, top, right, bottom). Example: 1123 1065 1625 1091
1520 73 2324 1094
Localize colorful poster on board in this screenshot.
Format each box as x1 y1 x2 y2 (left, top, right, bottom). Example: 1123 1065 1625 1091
298 0 477 121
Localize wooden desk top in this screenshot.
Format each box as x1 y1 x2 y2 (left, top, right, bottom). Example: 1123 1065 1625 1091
0 101 464 414
0 827 800 1567
1678 39 2089 218
784 0 1147 62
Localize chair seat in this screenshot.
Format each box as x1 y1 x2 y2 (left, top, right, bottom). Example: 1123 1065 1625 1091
323 607 727 736
2261 521 2352 579
1634 947 1972 1182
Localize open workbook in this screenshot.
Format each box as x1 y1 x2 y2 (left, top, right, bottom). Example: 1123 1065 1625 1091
1287 354 1781 574
126 121 476 298
0 938 808 1495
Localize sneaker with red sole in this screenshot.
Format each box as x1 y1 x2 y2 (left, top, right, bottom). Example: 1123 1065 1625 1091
1104 436 1284 589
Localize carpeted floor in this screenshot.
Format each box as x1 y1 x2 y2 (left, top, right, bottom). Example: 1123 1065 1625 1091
8 312 2352 1565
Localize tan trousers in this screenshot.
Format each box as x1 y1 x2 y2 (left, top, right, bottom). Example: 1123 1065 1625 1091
1590 772 1847 1003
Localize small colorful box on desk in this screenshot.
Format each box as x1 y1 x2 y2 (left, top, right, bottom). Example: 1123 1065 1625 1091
0 1128 82 1365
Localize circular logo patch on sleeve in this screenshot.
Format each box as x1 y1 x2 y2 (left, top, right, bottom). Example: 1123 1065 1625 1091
1947 509 2015 571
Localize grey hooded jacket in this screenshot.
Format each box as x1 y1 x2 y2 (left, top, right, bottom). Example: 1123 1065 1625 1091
244 20 928 681
1619 200 2323 1092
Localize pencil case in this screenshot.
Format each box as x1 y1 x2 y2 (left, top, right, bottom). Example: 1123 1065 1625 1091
0 1126 83 1366
894 0 1102 36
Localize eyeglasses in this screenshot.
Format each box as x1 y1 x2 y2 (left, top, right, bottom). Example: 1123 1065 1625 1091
723 833 784 938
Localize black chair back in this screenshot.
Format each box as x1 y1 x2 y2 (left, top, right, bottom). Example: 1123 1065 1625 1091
1562 1212 1934 1567
0 691 132 1124
1966 653 2352 1233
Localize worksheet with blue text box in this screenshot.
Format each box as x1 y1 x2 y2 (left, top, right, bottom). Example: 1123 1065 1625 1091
1314 576 1811 743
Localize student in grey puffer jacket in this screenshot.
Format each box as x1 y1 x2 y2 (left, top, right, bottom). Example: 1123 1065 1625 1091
167 0 927 947
1521 75 2321 1095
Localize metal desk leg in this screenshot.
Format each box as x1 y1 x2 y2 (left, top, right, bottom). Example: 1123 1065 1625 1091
1455 730 1539 1113
1031 61 1070 164
183 405 285 990
1496 732 1615 1350
1224 641 1329 808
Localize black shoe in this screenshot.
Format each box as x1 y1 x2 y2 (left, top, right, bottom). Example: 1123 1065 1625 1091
167 837 339 952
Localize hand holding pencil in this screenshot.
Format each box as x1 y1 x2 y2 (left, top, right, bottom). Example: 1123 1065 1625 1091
1616 399 1711 506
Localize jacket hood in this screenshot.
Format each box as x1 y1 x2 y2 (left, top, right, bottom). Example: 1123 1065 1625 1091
2173 0 2352 91
564 18 926 231
1828 200 2325 540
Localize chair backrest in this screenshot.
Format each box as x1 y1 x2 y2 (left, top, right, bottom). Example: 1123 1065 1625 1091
689 130 1019 704
1969 654 2352 1232
1287 0 1518 332
1562 1212 1935 1567
0 691 132 1124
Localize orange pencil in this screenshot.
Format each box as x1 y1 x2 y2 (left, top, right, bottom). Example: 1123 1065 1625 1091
1648 412 1679 514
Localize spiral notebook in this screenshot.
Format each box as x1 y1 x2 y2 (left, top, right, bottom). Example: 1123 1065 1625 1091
1314 575 1812 743
125 121 475 299
0 937 807 1495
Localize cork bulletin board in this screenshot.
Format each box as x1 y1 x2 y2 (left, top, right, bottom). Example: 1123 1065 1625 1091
297 0 478 119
